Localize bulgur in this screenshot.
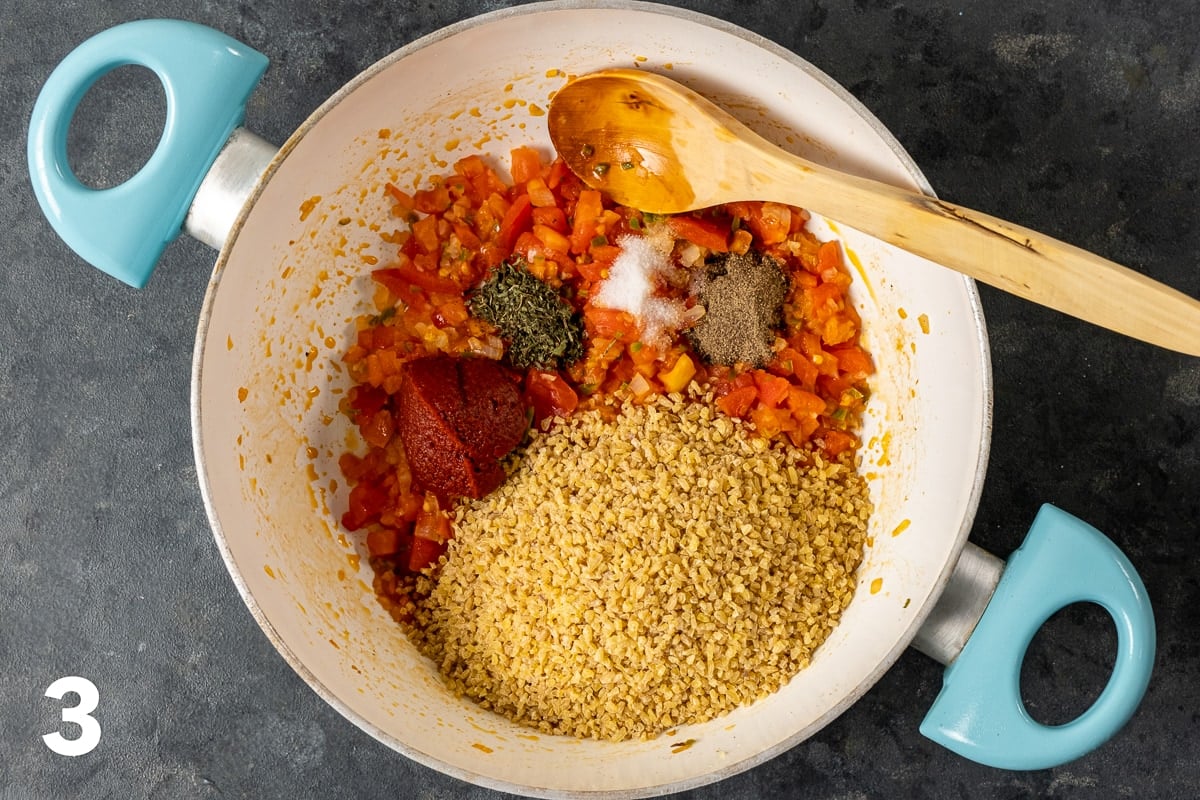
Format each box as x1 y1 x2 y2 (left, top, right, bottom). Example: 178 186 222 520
404 389 871 741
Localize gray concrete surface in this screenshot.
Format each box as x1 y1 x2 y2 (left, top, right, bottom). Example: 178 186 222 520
2 1 1198 797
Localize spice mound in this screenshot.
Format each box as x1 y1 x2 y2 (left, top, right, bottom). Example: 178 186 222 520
687 250 788 367
468 258 584 370
405 391 870 741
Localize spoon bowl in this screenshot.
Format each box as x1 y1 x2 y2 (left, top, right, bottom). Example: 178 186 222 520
549 68 1200 356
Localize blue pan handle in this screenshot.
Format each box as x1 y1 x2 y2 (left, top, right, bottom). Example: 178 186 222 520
920 504 1155 769
27 20 268 288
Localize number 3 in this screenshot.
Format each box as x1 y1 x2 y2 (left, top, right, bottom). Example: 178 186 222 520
43 676 101 756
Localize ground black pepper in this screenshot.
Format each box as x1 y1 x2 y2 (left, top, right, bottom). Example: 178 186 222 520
686 251 788 367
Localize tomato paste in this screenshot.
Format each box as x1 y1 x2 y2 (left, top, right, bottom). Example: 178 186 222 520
396 355 528 501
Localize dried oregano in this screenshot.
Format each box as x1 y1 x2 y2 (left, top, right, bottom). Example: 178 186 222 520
468 258 585 370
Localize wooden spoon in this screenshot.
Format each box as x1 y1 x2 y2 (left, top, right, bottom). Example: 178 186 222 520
547 68 1200 356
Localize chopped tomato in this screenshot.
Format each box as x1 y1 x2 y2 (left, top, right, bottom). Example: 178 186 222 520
752 370 791 408
407 535 445 572
458 160 506 206
817 239 844 275
575 243 621 284
545 156 572 190
819 429 857 457
590 243 621 263
668 214 730 252
342 482 388 531
452 220 482 252
806 281 844 322
510 146 544 185
584 305 637 340
413 183 451 214
532 206 568 233
431 295 471 328
384 183 415 218
360 408 394 449
829 344 874 379
575 258 608 284
569 189 605 254
348 385 388 417
716 385 757 418
628 341 660 367
524 370 579 425
786 387 827 417
770 347 819 390
750 406 789 438
366 527 403 558
497 193 533 253
728 201 790 245
411 215 441 253
756 203 792 245
511 230 544 263
534 223 572 254
525 176 557 208
372 264 460 296
413 503 452 543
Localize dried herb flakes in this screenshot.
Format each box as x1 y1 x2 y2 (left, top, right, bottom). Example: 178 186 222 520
468 259 584 370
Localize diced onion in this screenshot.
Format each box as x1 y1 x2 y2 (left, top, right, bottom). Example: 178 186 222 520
629 373 653 398
467 335 505 360
678 242 704 267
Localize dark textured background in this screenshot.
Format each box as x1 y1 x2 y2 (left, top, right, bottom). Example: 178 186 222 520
3 0 1198 797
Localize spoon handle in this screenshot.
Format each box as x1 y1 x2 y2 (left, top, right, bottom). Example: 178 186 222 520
760 151 1200 356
